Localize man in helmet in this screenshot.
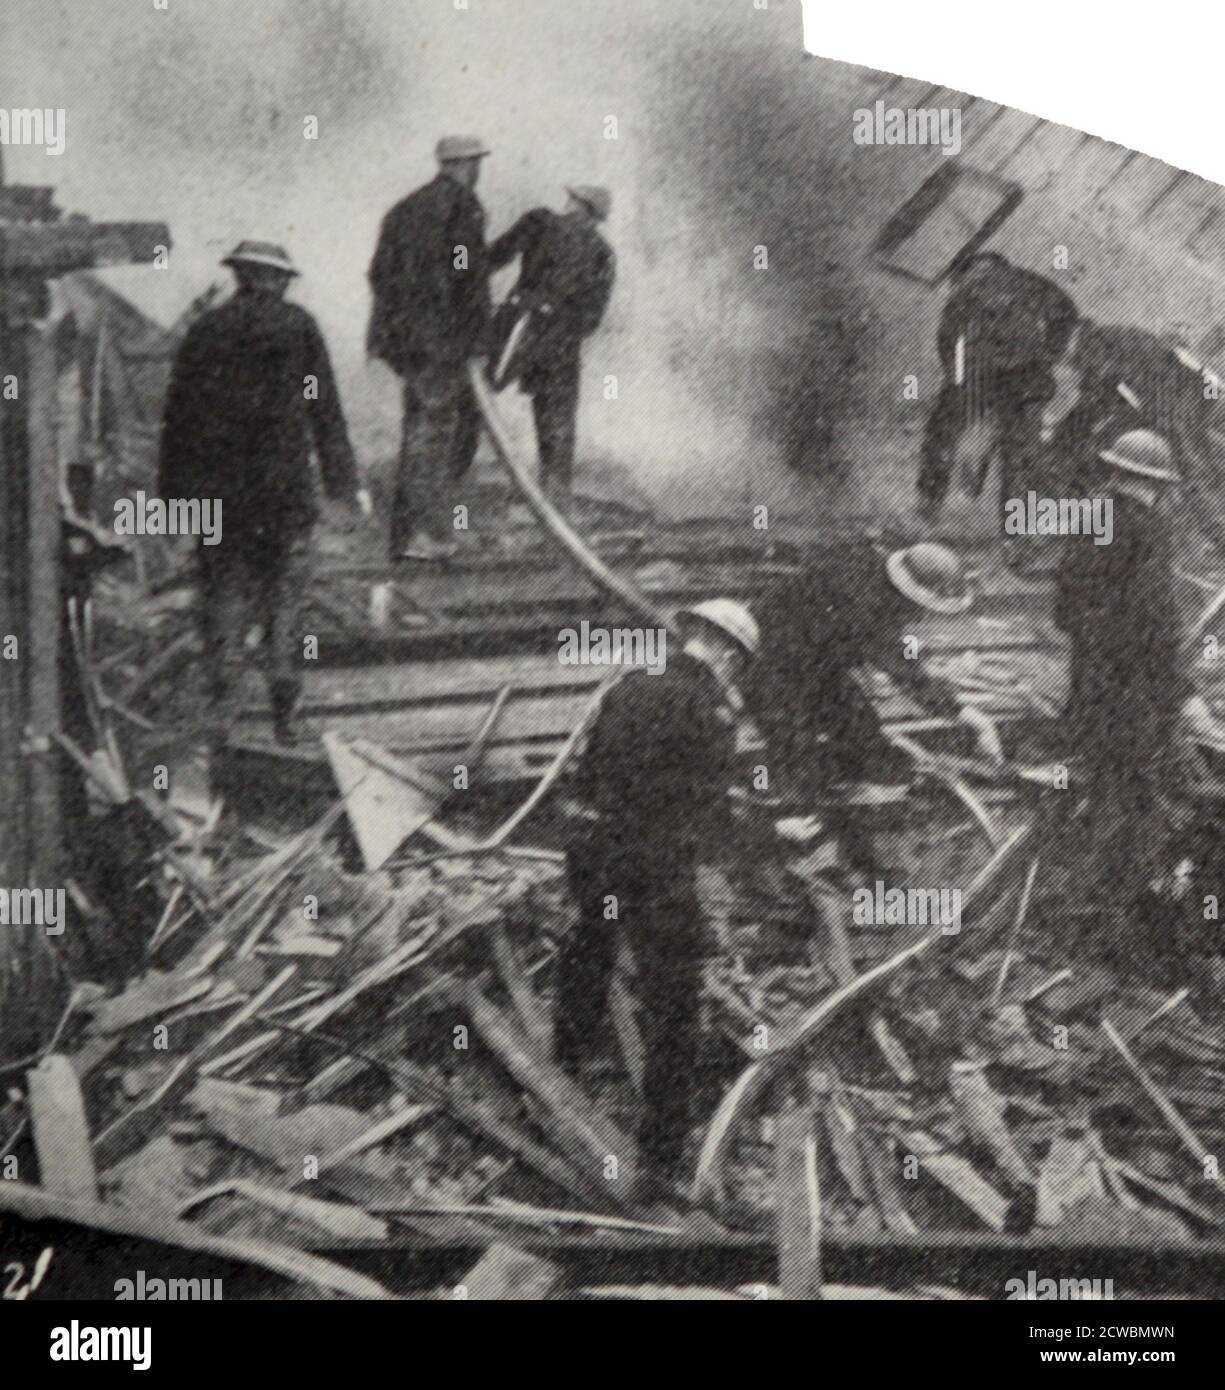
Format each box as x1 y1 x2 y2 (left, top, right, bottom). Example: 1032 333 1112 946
745 541 1002 848
487 186 616 513
554 598 758 1192
917 251 1078 524
1051 318 1221 532
1052 429 1213 935
367 136 492 562
159 241 366 751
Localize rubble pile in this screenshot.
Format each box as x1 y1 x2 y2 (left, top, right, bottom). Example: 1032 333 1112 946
6 740 1225 1301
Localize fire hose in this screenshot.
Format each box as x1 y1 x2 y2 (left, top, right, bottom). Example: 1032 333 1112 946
468 360 667 630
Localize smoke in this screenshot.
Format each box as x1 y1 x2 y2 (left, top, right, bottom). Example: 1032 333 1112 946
2 0 846 517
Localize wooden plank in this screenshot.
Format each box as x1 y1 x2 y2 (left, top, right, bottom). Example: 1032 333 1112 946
180 1179 389 1242
968 108 1043 171
24 324 62 887
1066 138 1136 208
0 1178 391 1298
89 969 216 1034
486 924 552 1060
458 1242 564 1300
1100 153 1180 221
26 1054 98 1201
776 1105 822 1300
900 1128 1009 1231
1146 175 1225 251
1000 121 1087 195
462 983 637 1188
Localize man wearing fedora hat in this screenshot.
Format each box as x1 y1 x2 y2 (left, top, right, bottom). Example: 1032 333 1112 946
1052 429 1215 934
159 241 364 751
487 185 615 511
745 541 1003 845
368 135 492 561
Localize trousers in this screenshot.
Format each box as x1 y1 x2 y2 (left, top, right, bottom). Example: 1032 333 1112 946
527 359 581 495
555 829 703 1177
197 530 312 745
391 357 481 551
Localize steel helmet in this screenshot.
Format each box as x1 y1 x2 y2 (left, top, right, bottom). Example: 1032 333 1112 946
221 240 299 276
566 185 612 221
886 543 973 615
1098 429 1179 482
675 598 760 656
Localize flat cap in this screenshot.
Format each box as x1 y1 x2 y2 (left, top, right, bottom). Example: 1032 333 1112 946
221 240 299 276
436 134 490 162
567 184 612 221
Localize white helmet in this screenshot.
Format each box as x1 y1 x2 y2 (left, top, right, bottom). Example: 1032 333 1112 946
675 598 760 657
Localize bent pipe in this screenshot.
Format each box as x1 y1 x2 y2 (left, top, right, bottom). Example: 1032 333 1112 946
693 824 1032 1206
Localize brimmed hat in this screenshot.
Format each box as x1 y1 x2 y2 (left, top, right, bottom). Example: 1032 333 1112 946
567 184 612 221
1098 429 1179 483
221 241 299 276
436 134 490 162
886 543 973 615
675 598 760 656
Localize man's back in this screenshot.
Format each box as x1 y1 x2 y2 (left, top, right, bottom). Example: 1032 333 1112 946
1055 494 1189 742
367 173 489 368
159 289 354 535
940 260 1076 374
490 207 614 338
575 655 733 847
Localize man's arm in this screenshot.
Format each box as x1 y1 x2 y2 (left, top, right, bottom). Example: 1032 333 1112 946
487 210 543 270
303 316 359 500
577 244 615 337
451 193 492 351
157 323 207 498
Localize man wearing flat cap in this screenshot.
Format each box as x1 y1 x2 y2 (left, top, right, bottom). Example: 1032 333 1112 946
159 241 366 749
368 135 492 561
487 185 615 511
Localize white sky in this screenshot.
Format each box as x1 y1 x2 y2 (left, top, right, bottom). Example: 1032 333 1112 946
803 0 1225 187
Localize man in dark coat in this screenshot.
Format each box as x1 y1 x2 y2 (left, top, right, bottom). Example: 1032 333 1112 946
367 135 492 561
1051 320 1222 534
487 185 615 507
555 599 758 1189
745 542 1000 836
918 252 1078 524
1051 429 1209 926
159 241 363 748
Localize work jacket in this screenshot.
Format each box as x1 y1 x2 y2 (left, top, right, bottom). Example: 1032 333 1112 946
487 208 614 382
573 654 735 863
746 546 962 794
1054 491 1191 763
158 287 356 551
938 259 1077 382
366 173 490 373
